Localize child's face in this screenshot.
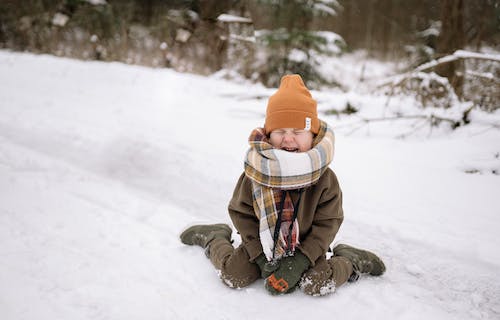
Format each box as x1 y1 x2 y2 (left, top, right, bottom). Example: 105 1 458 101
269 128 314 152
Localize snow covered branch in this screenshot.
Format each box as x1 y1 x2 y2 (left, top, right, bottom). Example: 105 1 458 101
217 14 252 24
335 104 500 137
375 49 499 113
415 50 500 73
378 50 500 88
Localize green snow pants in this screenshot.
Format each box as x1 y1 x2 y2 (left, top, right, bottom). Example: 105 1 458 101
208 238 353 296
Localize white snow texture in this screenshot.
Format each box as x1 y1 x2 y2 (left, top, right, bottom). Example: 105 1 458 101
0 50 499 320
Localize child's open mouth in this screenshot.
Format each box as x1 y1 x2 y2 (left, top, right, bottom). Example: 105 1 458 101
281 147 299 152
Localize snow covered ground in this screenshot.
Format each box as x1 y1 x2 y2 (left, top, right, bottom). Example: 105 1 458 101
1 50 499 320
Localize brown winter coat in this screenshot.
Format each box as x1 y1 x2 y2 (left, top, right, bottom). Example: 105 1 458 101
228 168 343 266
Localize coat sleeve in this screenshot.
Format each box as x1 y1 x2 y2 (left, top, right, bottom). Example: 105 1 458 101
228 173 263 262
298 170 344 266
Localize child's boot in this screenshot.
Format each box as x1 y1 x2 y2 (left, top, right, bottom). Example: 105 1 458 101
180 224 232 249
332 244 386 281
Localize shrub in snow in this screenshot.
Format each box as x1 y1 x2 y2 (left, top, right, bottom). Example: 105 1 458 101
462 57 500 112
401 72 458 109
378 50 500 118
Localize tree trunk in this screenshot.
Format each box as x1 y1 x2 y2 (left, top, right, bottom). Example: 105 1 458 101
436 0 465 97
381 0 393 59
364 0 375 57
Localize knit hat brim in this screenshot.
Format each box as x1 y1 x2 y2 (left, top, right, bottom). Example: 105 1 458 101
265 110 320 134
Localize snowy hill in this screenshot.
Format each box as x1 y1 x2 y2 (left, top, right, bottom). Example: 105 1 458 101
1 51 499 320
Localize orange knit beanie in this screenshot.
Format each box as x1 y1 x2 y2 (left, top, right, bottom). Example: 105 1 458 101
264 74 319 134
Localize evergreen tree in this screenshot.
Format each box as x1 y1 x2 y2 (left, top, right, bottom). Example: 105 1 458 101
249 0 346 88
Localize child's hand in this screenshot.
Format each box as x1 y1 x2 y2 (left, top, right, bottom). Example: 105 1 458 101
254 253 277 278
265 251 310 295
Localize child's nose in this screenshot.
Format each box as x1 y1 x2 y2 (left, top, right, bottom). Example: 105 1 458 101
283 132 294 142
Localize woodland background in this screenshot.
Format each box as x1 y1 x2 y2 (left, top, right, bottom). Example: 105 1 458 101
1 0 499 111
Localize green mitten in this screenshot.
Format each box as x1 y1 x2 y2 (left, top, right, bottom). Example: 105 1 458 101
265 251 311 295
254 254 278 279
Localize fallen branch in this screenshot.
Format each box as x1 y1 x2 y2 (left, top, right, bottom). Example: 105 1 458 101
336 110 477 131
336 114 500 138
376 49 500 89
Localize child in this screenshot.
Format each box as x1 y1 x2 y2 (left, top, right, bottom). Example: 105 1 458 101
180 74 385 296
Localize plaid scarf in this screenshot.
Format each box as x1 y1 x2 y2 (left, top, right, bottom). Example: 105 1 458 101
244 120 335 261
